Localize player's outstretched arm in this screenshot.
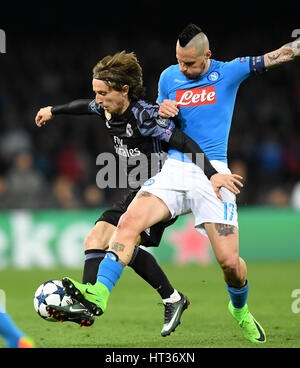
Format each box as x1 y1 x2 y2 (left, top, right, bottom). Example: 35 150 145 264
264 37 300 69
35 99 93 127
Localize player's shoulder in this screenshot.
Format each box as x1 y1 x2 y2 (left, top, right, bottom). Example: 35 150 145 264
88 99 97 110
220 56 250 70
160 64 179 80
133 99 158 112
214 57 251 84
88 99 105 116
132 99 158 120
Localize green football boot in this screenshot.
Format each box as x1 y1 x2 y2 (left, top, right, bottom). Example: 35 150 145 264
46 302 95 327
62 278 110 316
228 301 266 344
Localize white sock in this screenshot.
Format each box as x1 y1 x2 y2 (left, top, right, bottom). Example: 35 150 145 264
162 289 181 304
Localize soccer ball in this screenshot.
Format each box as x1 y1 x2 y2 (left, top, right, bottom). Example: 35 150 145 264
33 280 73 321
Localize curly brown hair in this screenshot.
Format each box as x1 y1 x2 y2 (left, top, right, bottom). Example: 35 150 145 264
93 51 145 101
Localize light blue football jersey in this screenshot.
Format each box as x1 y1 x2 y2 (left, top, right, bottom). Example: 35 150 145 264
158 57 252 163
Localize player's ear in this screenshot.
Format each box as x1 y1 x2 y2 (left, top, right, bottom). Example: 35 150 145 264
122 84 130 96
205 49 212 59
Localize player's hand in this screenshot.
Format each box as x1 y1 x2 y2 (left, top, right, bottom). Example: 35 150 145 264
35 106 53 127
158 99 179 118
210 173 243 201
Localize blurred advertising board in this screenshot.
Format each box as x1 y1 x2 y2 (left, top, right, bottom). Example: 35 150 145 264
0 208 299 268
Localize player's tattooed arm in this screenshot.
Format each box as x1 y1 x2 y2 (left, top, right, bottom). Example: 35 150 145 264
264 38 300 69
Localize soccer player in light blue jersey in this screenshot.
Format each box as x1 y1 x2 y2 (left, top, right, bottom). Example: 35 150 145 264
62 25 300 344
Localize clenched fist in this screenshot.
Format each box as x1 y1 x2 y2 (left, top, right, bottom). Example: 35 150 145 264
35 106 53 127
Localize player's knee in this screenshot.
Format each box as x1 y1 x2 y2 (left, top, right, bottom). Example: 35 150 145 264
84 231 106 251
83 233 97 251
117 211 143 236
218 256 240 275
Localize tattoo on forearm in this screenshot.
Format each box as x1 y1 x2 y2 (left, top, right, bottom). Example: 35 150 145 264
267 52 281 62
284 39 300 52
137 191 152 199
110 242 125 252
215 223 235 237
266 38 300 68
282 40 300 60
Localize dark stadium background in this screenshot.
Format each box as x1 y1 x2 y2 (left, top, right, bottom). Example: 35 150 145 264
0 2 300 210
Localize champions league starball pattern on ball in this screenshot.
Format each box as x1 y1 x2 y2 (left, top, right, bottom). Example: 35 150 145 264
33 280 73 321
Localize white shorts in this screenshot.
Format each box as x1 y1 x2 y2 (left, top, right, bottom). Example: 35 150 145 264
141 158 238 237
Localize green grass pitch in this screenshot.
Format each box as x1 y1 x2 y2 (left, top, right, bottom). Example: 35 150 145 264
1 262 299 348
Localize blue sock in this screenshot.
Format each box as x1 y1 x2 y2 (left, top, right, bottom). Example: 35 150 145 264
97 252 124 292
227 281 249 309
0 306 24 348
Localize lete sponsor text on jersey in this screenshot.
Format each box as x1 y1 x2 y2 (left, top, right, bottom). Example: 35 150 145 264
176 86 216 107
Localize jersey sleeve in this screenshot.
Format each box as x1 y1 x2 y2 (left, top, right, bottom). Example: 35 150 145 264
132 104 175 143
223 57 252 86
157 68 170 104
51 99 93 115
223 55 266 86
